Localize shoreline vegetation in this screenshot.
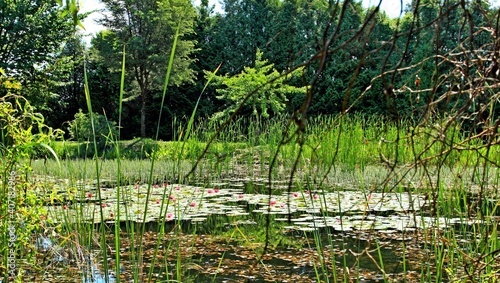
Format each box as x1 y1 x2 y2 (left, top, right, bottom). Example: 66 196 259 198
19 114 499 282
2 0 500 281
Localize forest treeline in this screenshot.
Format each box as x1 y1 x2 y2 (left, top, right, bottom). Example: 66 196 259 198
1 0 499 140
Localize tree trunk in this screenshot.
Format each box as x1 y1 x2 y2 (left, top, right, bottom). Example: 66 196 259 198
140 94 146 137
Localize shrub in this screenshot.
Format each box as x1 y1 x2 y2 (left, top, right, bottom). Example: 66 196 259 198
68 109 118 150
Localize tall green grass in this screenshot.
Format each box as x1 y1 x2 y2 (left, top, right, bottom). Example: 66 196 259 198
6 38 500 283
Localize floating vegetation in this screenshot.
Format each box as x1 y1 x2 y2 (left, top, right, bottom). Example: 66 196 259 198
42 182 493 235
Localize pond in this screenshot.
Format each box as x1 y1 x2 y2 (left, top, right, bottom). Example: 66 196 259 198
24 174 498 283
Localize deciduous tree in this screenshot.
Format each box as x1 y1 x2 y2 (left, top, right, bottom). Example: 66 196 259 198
97 0 197 137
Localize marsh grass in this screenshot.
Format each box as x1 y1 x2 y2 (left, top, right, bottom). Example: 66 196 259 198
7 30 500 283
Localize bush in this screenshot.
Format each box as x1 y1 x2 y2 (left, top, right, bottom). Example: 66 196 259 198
68 110 118 150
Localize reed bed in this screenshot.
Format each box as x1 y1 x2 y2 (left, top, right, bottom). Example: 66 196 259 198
3 38 500 283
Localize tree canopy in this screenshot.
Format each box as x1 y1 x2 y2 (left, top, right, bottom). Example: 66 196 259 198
0 0 74 76
2 0 499 140
96 0 197 137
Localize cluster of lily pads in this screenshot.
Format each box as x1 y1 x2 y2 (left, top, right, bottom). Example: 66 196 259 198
42 182 459 233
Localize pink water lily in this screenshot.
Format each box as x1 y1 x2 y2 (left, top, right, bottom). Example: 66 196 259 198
166 213 173 220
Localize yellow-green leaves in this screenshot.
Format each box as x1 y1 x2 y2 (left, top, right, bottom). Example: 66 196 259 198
207 49 306 120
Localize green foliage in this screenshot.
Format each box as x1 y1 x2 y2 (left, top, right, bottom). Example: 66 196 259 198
0 94 62 282
95 0 198 137
207 49 306 120
0 94 63 160
0 0 73 75
68 109 118 150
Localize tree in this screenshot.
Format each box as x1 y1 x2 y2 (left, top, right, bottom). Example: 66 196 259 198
209 0 278 75
98 0 198 137
0 0 73 76
207 49 306 120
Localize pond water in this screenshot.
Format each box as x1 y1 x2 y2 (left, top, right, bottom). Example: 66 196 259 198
23 176 498 282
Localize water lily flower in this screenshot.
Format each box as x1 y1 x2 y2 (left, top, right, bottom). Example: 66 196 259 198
313 194 318 199
238 194 244 199
169 195 176 201
293 192 298 197
153 184 159 188
214 188 220 193
190 202 196 207
155 199 160 204
270 200 277 206
280 203 285 208
207 189 213 194
63 205 68 210
101 203 107 208
166 213 173 220
175 186 181 190
86 192 92 198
